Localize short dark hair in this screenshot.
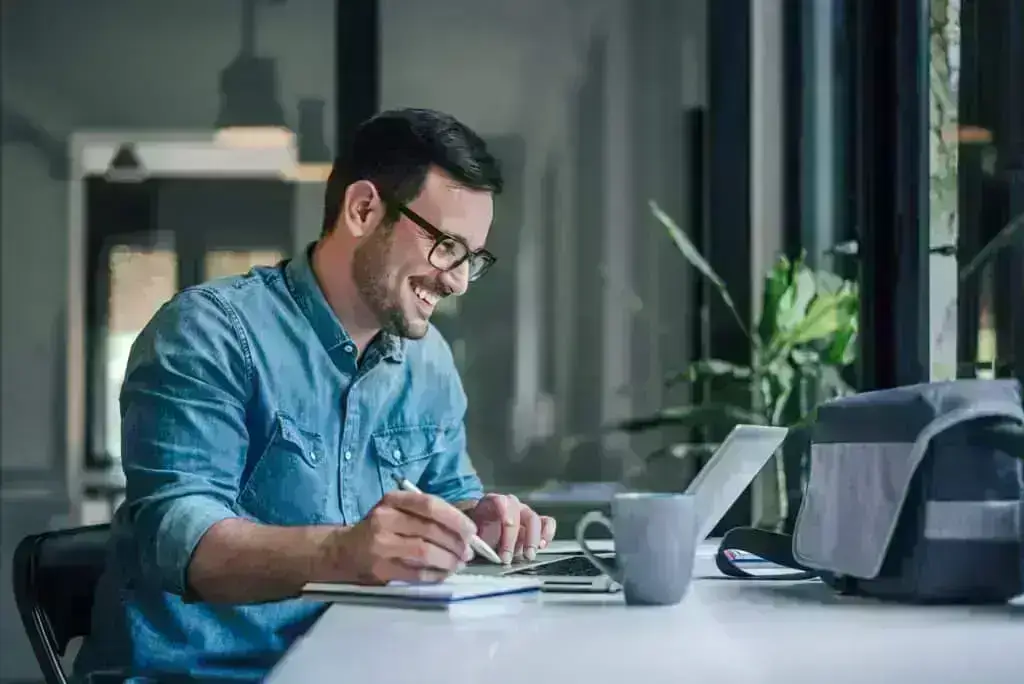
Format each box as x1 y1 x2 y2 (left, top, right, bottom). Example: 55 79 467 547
320 108 503 236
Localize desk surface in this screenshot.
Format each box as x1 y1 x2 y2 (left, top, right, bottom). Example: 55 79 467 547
267 545 1024 684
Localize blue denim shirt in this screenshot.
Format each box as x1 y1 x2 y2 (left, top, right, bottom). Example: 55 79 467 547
74 244 484 682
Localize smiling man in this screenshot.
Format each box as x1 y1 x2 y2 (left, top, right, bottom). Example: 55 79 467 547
74 108 556 683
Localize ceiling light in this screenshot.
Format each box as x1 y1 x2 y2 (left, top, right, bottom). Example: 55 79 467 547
214 126 294 149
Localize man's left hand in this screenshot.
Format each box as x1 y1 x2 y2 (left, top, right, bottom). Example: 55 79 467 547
464 494 557 564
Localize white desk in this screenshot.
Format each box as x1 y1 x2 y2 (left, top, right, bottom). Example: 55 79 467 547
266 546 1024 684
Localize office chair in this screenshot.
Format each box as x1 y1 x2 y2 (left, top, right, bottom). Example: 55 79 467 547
12 523 111 684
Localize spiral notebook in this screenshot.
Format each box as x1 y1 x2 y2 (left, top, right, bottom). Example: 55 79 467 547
301 574 543 612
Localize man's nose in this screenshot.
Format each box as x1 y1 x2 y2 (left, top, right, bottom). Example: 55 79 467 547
439 261 470 296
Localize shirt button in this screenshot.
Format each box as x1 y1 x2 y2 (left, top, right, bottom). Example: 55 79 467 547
392 449 403 461
344 450 352 461
309 450 318 462
343 343 355 354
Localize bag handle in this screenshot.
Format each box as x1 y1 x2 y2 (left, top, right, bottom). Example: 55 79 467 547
715 527 818 581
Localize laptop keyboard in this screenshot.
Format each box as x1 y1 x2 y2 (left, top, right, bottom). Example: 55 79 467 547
508 554 616 578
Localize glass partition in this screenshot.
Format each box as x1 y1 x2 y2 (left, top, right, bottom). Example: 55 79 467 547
955 0 1024 381
102 243 179 462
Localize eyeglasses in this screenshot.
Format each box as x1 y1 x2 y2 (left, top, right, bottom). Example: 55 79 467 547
392 203 496 282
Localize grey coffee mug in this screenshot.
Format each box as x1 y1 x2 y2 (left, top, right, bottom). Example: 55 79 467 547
575 492 697 606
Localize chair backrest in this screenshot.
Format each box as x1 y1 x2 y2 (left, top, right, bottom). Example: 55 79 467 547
12 524 111 684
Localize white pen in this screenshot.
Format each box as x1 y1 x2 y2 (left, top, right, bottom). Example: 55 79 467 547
392 475 504 565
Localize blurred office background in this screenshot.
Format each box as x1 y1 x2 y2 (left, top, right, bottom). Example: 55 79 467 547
2 0 1023 680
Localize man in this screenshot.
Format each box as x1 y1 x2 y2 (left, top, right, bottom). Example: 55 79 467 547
74 108 556 683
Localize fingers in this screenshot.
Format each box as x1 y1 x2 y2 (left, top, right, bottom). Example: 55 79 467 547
519 507 543 561
373 491 557 576
390 534 467 574
483 494 523 564
376 507 473 563
539 516 557 549
472 495 553 563
361 493 479 584
382 490 477 539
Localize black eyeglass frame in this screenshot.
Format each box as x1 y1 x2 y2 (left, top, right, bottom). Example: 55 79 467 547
390 202 497 282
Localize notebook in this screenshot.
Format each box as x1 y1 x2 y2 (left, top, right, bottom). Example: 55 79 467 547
301 574 543 613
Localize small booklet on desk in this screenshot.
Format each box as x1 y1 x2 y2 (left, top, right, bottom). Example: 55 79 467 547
301 574 543 614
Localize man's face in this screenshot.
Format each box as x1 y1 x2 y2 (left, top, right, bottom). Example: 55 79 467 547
352 168 494 339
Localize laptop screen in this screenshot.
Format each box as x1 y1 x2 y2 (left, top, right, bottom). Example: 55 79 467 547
685 425 788 541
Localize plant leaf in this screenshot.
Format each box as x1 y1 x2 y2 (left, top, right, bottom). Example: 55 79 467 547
650 200 753 343
815 270 845 296
768 359 796 425
758 255 792 343
775 264 817 332
794 296 842 342
787 290 857 345
664 359 753 386
649 200 725 289
823 327 858 366
841 330 858 365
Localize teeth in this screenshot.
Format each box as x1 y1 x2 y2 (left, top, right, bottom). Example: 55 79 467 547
413 286 440 306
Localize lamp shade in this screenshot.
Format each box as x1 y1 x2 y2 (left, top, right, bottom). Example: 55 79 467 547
215 54 287 129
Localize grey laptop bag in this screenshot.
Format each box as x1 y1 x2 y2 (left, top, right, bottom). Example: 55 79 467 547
717 379 1024 604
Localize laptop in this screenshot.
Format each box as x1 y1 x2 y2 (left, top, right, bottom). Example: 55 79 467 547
461 424 789 592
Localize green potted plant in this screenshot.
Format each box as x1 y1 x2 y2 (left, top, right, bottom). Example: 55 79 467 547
612 202 860 531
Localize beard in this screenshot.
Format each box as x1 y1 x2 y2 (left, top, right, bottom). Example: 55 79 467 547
352 223 431 339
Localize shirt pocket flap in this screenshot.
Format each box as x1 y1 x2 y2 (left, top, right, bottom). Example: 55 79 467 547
238 412 329 525
372 426 447 467
275 412 326 467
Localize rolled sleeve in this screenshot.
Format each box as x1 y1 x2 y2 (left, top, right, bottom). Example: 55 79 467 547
120 287 252 596
151 497 238 595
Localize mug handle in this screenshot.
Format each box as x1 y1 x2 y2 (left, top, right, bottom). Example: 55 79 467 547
575 510 622 583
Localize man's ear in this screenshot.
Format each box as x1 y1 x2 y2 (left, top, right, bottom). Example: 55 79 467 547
341 180 385 238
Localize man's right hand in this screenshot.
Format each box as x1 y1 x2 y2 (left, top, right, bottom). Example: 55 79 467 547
321 490 478 584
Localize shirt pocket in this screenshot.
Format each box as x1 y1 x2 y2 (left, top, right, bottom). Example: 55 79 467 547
238 412 330 524
371 425 447 495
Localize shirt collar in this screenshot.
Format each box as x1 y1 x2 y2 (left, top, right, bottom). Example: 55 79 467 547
285 242 406 363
